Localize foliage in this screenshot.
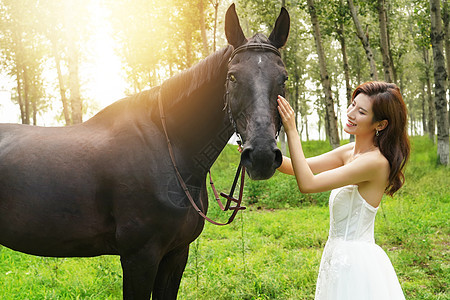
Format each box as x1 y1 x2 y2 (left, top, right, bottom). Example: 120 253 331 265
0 0 447 145
0 137 448 299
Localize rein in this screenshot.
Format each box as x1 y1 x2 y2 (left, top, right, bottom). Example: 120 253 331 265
158 93 246 226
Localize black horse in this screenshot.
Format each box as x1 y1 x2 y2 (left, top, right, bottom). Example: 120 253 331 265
0 4 289 299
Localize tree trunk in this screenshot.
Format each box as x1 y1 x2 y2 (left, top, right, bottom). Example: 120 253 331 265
210 0 220 52
421 82 428 135
303 114 310 141
377 0 394 82
423 47 436 141
294 63 300 133
307 0 340 148
385 0 398 83
22 65 30 125
430 0 449 165
68 38 82 124
51 37 71 125
32 95 37 126
336 9 354 142
443 0 450 104
15 60 26 124
13 31 28 124
185 30 193 67
348 0 379 80
198 0 209 57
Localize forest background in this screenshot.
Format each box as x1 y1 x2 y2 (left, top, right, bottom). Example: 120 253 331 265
0 0 449 164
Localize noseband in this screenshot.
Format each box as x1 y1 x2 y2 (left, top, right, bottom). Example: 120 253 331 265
224 43 283 143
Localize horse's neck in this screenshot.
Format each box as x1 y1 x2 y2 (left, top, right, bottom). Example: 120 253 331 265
166 86 234 174
158 46 234 175
191 113 234 173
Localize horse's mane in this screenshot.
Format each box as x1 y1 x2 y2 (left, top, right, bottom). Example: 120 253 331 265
159 45 233 108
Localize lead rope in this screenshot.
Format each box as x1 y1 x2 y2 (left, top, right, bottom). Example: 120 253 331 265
158 92 246 226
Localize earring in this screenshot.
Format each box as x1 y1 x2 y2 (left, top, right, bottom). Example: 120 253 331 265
376 130 380 137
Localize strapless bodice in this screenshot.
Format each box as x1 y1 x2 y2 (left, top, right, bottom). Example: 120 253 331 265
328 185 378 243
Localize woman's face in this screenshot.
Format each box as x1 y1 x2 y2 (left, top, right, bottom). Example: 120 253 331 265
344 93 378 137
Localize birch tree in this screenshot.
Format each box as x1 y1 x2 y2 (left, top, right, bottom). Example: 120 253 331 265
347 0 379 80
307 0 340 148
443 0 450 101
430 0 449 165
0 0 48 125
377 0 394 82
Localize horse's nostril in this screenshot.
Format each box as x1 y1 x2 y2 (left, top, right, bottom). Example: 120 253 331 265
274 148 283 168
240 148 253 168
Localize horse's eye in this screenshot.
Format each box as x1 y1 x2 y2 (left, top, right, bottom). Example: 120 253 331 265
229 74 236 82
281 76 288 88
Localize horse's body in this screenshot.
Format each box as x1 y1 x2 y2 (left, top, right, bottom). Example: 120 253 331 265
0 5 289 299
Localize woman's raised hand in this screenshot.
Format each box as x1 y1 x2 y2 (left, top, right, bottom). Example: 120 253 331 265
277 95 297 133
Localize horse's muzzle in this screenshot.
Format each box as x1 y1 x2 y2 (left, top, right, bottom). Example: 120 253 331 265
240 145 282 180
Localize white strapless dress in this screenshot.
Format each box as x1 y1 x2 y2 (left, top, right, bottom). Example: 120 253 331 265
315 185 405 300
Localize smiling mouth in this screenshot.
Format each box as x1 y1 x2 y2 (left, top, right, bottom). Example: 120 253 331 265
346 120 357 127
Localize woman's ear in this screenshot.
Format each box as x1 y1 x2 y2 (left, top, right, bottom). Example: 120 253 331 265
377 120 388 132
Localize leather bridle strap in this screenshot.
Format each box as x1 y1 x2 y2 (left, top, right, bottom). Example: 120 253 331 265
158 92 246 226
229 43 281 62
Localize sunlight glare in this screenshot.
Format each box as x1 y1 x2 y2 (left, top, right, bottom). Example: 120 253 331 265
84 0 127 114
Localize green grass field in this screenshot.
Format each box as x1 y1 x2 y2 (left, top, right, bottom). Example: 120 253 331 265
0 136 448 299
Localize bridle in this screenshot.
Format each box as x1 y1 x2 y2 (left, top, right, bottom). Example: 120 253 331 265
159 42 283 226
224 43 283 143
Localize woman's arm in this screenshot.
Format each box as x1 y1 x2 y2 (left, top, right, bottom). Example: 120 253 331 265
277 143 352 175
277 96 384 193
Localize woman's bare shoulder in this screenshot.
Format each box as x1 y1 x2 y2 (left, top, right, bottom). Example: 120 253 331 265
361 148 390 176
335 142 355 155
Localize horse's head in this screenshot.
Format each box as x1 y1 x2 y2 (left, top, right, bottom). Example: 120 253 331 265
224 4 290 180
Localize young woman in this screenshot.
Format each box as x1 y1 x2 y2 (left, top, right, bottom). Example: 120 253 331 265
277 81 409 299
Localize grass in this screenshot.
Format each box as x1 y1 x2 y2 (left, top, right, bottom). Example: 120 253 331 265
0 136 448 299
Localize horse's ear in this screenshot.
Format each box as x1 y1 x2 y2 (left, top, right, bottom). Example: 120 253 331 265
225 4 247 48
268 7 290 49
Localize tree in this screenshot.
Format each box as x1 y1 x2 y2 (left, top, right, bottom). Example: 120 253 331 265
209 0 222 52
377 0 394 82
198 0 209 57
0 0 49 125
443 0 450 101
35 0 91 125
430 0 449 165
306 0 340 148
347 0 379 80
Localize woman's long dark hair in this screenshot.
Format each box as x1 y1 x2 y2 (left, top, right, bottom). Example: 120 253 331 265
352 81 410 196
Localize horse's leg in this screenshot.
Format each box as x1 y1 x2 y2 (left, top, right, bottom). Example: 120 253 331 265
120 246 161 300
152 245 190 300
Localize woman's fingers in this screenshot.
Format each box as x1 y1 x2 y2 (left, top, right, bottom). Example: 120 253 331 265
277 95 296 131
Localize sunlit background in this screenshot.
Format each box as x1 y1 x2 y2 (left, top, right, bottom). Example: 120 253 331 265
1 0 437 141
1 0 342 140
0 0 128 124
0 0 250 125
